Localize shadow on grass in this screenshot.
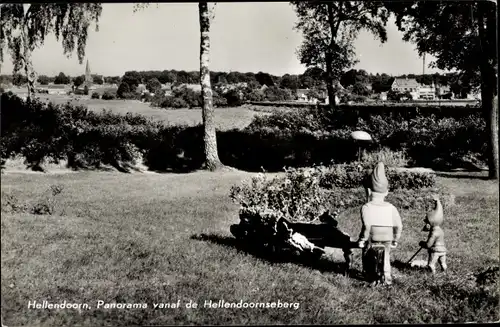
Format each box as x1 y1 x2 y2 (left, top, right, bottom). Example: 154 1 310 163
392 259 430 273
191 233 365 282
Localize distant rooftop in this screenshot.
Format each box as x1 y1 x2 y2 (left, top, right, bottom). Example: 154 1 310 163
46 84 69 89
175 84 202 92
393 78 420 88
296 89 309 96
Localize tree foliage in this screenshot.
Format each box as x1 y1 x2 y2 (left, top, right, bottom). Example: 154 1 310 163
37 74 50 85
351 81 370 96
291 1 389 105
92 74 104 85
386 0 498 179
12 73 27 86
387 1 496 83
340 69 370 88
54 72 70 85
0 3 102 97
73 75 85 88
280 74 299 90
1 4 102 64
117 82 131 99
121 71 142 90
255 71 275 87
146 77 162 93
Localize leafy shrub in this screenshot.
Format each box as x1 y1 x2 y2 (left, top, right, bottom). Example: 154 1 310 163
102 91 116 100
141 92 155 103
91 92 100 99
117 82 131 99
245 108 324 133
172 86 202 108
229 167 327 224
159 96 189 109
322 186 453 212
213 90 228 107
244 88 265 102
1 185 64 215
319 163 436 190
1 192 28 213
263 86 294 102
30 185 64 215
151 88 238 109
360 148 409 167
0 93 158 170
223 89 243 107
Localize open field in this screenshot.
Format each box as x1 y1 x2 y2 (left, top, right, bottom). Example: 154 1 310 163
37 95 266 131
3 88 267 131
1 169 498 325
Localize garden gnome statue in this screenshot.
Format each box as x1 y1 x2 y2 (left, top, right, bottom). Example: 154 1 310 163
357 162 403 286
419 196 447 274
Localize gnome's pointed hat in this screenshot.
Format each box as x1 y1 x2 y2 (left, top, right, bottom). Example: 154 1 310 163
427 196 444 226
370 162 389 193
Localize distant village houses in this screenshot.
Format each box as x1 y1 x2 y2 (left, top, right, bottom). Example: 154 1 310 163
391 77 421 99
390 77 457 100
295 88 329 104
296 89 315 103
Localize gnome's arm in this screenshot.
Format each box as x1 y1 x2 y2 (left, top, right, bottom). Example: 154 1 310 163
392 206 403 243
420 230 437 249
357 205 371 247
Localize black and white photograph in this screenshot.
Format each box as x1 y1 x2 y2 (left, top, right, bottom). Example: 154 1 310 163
0 1 498 325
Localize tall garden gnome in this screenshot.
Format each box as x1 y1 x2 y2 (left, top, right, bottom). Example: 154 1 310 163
357 162 403 286
419 196 447 274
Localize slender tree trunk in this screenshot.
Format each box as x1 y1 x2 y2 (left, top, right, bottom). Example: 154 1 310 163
490 94 499 178
325 54 336 106
199 2 223 171
325 2 337 107
478 6 499 179
21 25 36 100
479 65 499 179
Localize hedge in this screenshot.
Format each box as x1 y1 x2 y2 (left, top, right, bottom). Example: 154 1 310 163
0 92 487 173
247 101 481 118
318 163 436 190
246 106 487 170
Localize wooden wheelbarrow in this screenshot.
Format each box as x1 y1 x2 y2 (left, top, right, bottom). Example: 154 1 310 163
276 212 358 272
230 211 359 273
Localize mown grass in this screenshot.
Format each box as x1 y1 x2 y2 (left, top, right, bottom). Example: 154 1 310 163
1 170 498 325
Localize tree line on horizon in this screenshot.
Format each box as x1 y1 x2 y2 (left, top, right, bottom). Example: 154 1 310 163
0 68 478 97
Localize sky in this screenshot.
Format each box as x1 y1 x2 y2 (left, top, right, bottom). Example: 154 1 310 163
1 2 445 78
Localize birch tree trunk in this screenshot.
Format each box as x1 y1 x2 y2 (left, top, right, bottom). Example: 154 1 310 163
21 25 37 100
326 2 337 107
18 4 36 100
478 5 499 179
199 2 223 171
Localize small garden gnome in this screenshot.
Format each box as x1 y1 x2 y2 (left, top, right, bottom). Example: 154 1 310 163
419 196 447 274
357 162 403 286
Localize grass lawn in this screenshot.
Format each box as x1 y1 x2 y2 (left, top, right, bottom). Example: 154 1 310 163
1 170 499 325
